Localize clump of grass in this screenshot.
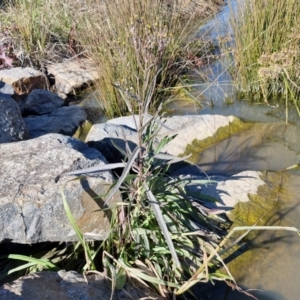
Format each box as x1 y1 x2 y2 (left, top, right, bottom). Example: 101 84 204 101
230 0 300 111
77 0 217 118
59 78 237 298
0 0 81 64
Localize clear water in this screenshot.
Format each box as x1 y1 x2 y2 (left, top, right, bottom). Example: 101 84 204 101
166 2 300 299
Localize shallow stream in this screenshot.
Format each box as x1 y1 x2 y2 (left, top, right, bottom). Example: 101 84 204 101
165 2 300 299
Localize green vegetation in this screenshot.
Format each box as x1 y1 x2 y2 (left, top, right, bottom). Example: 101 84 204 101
77 0 217 118
0 0 217 117
60 82 235 297
230 0 300 113
3 0 300 298
1 0 76 64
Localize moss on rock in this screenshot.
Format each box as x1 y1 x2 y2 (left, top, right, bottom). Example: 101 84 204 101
181 117 253 163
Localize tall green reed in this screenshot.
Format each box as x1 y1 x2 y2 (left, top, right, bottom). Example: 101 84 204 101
230 0 300 112
77 0 213 118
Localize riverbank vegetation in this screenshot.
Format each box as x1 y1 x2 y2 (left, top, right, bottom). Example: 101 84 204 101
61 93 237 297
230 0 300 114
75 0 221 118
0 0 222 117
2 0 300 298
0 0 240 298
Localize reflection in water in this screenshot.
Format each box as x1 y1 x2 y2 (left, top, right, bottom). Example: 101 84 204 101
198 122 300 176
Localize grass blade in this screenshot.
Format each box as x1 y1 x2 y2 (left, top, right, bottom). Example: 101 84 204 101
60 189 95 270
61 162 126 177
143 182 181 268
104 147 140 206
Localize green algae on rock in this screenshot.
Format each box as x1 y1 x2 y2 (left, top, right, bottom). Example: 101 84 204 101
223 171 289 272
72 120 93 142
181 117 253 163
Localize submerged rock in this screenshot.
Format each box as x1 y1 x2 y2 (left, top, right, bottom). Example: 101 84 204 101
0 93 29 143
0 133 120 243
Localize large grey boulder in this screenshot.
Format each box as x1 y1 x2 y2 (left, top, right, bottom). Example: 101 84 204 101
22 89 65 115
0 133 120 243
0 94 29 143
85 123 138 163
24 106 87 138
0 271 162 300
159 115 236 156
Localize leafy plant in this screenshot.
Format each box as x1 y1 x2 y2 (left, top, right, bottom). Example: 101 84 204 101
61 77 234 297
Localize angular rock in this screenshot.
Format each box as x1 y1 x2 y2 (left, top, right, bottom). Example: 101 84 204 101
0 270 163 300
85 123 138 163
23 89 65 116
0 93 29 143
0 67 48 95
47 59 99 94
0 133 120 243
24 106 87 138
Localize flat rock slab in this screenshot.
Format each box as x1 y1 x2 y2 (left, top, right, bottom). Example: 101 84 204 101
48 59 99 94
0 133 120 243
106 114 235 156
0 271 163 300
0 67 48 95
24 106 87 138
0 94 29 143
